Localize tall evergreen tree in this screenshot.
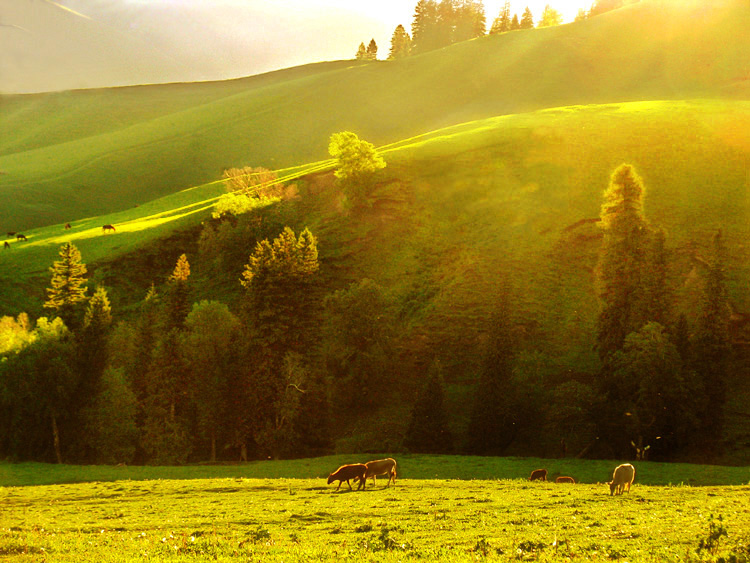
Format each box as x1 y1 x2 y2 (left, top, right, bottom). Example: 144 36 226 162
181 300 240 462
490 1 511 34
366 38 378 60
692 229 732 445
411 0 440 54
355 42 367 60
164 254 191 330
595 164 651 361
641 229 672 329
520 6 534 28
467 289 517 455
405 359 453 453
510 13 521 30
74 285 114 454
435 0 456 47
241 227 321 458
44 243 88 329
389 24 412 59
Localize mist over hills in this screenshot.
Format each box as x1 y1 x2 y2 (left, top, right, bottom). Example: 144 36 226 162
0 0 388 94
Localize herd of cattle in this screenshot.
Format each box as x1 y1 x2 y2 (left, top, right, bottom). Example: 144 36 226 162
3 223 117 250
327 459 636 496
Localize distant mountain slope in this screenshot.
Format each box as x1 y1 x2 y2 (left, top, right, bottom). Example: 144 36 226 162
0 0 387 94
0 0 748 230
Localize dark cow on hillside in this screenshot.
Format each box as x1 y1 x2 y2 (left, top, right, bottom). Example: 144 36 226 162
64 223 71 230
16 234 27 241
7 232 16 237
3 241 9 250
529 468 547 481
102 224 116 233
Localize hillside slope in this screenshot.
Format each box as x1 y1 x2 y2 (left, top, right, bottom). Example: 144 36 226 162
1 0 748 231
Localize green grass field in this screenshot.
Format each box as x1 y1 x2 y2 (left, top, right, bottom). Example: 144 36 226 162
1 456 749 561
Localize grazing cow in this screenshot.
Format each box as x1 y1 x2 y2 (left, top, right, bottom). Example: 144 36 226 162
7 232 15 237
529 468 547 481
16 234 27 241
64 223 71 230
555 476 576 484
608 463 635 496
359 458 397 487
102 224 116 233
3 241 9 249
327 463 367 491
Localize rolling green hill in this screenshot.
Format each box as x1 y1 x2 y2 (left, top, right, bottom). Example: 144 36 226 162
1 0 748 231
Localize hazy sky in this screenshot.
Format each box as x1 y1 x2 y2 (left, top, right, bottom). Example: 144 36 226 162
2 0 592 93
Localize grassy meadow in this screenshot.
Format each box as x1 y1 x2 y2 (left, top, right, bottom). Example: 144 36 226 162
1 456 749 562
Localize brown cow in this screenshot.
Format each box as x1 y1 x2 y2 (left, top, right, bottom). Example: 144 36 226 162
64 223 71 230
327 463 367 491
359 458 397 487
529 468 547 481
3 241 9 250
608 463 635 496
6 232 15 237
555 476 576 484
102 224 116 233
16 234 27 241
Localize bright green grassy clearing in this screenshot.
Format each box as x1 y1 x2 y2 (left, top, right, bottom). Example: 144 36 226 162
1 475 749 562
1 455 748 488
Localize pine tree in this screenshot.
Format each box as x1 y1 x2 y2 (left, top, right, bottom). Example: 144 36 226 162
181 300 240 462
164 254 191 330
355 42 367 60
520 6 534 28
75 285 113 422
44 243 88 329
467 290 517 455
641 229 672 329
692 229 732 445
241 227 321 458
595 164 651 361
389 24 412 59
510 13 521 30
436 0 455 47
574 8 588 21
366 38 378 60
490 1 511 34
411 0 439 54
405 359 453 453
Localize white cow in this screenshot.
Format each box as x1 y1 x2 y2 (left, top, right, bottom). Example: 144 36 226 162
608 463 635 495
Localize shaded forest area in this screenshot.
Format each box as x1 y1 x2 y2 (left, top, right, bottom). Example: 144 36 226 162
0 133 745 467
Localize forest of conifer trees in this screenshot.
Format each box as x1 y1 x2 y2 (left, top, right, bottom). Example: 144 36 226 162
0 137 739 465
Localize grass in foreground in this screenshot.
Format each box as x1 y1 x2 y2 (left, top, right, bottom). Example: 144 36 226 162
1 475 749 562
